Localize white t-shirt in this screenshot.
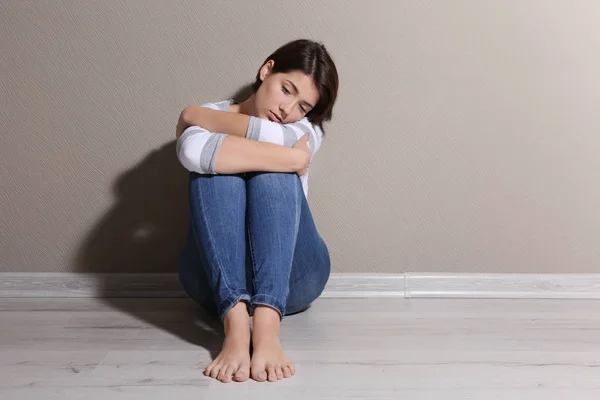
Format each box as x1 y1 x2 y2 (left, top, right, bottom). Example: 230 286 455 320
176 99 324 197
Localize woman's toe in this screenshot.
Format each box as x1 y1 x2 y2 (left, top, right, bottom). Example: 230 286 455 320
275 365 283 380
220 364 236 383
234 362 251 382
251 362 267 382
267 365 277 382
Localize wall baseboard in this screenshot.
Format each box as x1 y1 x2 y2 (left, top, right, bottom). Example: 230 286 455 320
404 273 600 299
2 272 600 299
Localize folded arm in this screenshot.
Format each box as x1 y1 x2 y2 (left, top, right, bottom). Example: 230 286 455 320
176 125 306 175
179 104 323 159
179 105 250 138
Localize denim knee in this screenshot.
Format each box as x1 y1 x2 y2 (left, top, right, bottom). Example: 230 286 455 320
246 171 302 190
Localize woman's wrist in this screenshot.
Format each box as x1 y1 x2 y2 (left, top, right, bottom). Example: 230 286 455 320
290 148 309 173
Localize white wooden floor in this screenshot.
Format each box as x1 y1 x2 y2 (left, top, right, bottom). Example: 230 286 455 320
1 297 600 399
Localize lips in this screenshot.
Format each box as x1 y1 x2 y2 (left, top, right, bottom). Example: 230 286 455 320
269 111 282 123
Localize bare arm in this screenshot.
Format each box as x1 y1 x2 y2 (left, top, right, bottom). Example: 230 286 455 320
177 124 310 175
180 106 249 137
175 103 310 176
180 106 320 156
213 135 307 174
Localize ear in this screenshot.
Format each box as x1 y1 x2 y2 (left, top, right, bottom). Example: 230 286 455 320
259 60 275 81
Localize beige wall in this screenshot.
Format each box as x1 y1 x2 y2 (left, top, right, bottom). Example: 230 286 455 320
1 1 599 274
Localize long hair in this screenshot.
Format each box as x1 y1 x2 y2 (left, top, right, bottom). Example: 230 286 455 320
252 39 339 134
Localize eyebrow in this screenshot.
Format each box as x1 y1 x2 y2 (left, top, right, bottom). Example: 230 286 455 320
285 79 315 109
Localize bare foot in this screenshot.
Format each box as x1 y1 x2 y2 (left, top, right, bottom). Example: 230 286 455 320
204 301 251 383
250 305 295 382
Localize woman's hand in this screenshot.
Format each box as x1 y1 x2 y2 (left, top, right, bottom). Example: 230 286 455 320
292 134 310 177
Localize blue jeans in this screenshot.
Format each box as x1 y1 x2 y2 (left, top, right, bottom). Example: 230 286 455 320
178 171 331 322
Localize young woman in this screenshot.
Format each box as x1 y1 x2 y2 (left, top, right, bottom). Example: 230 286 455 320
175 39 339 383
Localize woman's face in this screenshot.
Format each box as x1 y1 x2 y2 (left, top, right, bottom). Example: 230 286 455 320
255 60 320 124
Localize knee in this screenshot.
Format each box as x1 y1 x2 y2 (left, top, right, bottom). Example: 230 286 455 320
248 171 300 185
190 172 244 186
189 172 245 199
247 172 302 196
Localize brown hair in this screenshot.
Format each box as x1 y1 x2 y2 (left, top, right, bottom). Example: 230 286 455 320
252 39 339 134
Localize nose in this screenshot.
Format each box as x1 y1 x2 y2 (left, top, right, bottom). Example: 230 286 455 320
280 101 294 119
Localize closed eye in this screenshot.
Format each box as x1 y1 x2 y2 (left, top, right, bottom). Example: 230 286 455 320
283 85 307 113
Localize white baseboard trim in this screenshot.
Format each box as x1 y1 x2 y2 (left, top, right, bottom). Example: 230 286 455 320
1 272 600 299
322 273 406 298
405 273 600 299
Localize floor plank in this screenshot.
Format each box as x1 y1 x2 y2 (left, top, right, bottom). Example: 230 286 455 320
1 297 600 399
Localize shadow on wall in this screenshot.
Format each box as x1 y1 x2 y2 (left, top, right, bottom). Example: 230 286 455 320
75 83 254 275
76 140 189 274
74 84 255 358
75 140 226 357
